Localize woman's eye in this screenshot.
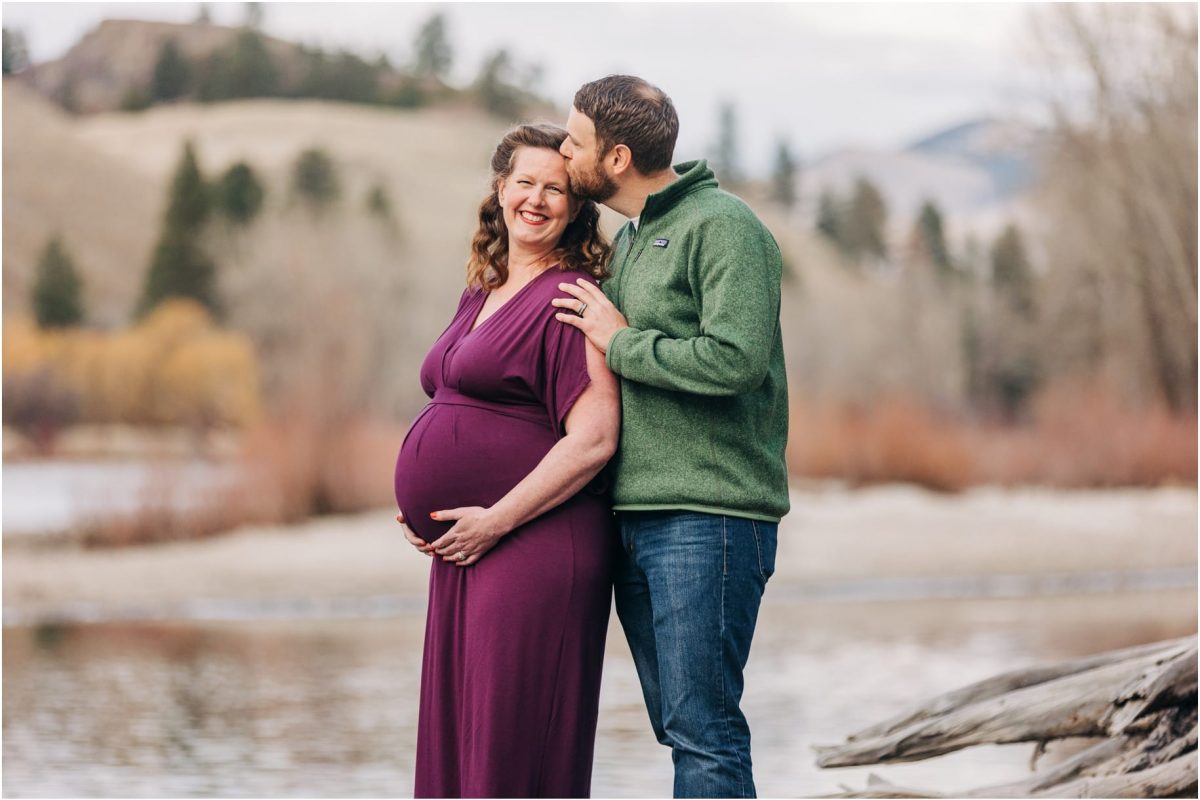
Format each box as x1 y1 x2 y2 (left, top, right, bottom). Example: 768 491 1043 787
517 180 532 186
548 186 563 194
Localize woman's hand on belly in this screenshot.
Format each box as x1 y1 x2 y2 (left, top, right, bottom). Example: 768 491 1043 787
396 511 434 556
427 506 508 567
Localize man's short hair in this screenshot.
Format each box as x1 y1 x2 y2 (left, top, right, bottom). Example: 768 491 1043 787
573 75 679 175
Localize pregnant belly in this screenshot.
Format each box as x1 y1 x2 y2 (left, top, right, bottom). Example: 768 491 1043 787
394 403 555 542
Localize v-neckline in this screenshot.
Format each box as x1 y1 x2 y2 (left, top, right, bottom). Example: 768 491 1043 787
466 266 556 334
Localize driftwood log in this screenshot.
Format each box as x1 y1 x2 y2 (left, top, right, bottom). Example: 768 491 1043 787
815 636 1197 798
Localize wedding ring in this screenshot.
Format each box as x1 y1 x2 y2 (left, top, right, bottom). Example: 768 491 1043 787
577 302 588 317
456 551 467 561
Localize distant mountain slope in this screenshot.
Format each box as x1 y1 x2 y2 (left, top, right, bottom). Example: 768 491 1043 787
800 117 1044 240
906 117 1042 198
2 80 161 325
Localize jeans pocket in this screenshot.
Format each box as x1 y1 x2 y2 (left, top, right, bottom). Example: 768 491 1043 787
752 521 777 581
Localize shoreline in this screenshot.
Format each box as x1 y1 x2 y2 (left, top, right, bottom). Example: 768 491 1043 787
4 484 1195 627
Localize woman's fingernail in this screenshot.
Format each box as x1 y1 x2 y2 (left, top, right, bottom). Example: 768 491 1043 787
429 512 438 520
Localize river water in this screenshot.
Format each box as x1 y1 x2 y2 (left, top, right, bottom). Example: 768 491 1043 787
5 587 1194 797
4 464 1195 795
2 460 242 537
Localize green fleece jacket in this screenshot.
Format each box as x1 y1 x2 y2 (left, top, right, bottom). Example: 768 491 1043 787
603 160 790 522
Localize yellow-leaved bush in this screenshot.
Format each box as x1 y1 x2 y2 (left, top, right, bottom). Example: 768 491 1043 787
3 299 261 427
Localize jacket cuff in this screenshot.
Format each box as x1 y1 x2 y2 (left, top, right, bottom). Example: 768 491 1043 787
605 327 634 375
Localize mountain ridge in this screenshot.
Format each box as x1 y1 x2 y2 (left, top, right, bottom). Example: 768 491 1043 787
801 117 1044 239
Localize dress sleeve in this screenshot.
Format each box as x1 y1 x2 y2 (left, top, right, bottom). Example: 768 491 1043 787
537 280 594 438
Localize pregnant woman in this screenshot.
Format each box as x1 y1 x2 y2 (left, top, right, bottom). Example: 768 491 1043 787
393 123 618 798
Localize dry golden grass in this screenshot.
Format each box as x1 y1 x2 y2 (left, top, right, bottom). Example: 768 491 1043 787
1 82 161 327
787 396 976 492
788 383 1196 492
78 379 1195 548
238 412 403 523
77 412 405 548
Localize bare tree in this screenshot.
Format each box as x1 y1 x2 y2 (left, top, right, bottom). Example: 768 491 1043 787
1031 5 1197 412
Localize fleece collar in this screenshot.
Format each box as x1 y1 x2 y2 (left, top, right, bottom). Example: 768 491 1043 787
638 160 719 224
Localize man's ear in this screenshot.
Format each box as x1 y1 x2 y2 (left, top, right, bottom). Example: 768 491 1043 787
609 144 634 178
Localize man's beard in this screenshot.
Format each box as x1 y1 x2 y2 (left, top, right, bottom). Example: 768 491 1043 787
569 160 618 203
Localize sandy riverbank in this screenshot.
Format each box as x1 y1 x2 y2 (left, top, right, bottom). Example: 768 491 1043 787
4 484 1195 625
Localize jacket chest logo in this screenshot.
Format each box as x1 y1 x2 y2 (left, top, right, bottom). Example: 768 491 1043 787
653 238 669 248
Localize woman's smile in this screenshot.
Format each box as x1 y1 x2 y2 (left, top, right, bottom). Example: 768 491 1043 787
518 209 550 225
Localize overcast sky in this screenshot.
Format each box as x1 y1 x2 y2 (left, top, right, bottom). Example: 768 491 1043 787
2 2 1049 175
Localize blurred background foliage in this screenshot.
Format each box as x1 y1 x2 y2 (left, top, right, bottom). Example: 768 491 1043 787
1 4 1195 541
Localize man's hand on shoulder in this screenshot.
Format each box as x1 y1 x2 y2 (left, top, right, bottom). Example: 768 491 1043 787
552 279 628 355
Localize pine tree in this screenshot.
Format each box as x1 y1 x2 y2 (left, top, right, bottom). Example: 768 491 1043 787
845 177 888 262
413 13 452 81
385 76 427 109
138 234 219 318
292 148 340 210
327 51 380 103
475 49 520 119
244 2 263 30
915 200 952 277
198 30 279 100
3 28 30 75
165 142 211 232
120 87 153 112
33 235 84 328
152 39 191 102
816 190 841 243
137 142 219 317
972 221 1041 420
991 223 1035 318
711 101 742 186
366 182 392 218
215 161 264 224
770 138 798 210
59 74 79 114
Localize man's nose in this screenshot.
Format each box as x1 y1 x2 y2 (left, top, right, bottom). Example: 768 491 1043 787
559 140 572 158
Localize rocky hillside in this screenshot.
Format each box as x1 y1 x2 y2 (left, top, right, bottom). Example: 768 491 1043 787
15 19 301 113
3 83 846 415
2 80 161 325
12 17 543 117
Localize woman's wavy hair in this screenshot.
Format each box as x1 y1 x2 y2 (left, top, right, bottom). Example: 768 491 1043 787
467 123 611 290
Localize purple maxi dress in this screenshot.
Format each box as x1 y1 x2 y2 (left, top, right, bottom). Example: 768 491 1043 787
393 267 615 798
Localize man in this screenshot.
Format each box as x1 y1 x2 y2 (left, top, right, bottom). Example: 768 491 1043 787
552 75 789 798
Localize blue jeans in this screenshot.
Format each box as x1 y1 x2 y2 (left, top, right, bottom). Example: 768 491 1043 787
614 510 777 798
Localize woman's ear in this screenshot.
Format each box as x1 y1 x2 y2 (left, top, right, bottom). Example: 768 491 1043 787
496 177 506 205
